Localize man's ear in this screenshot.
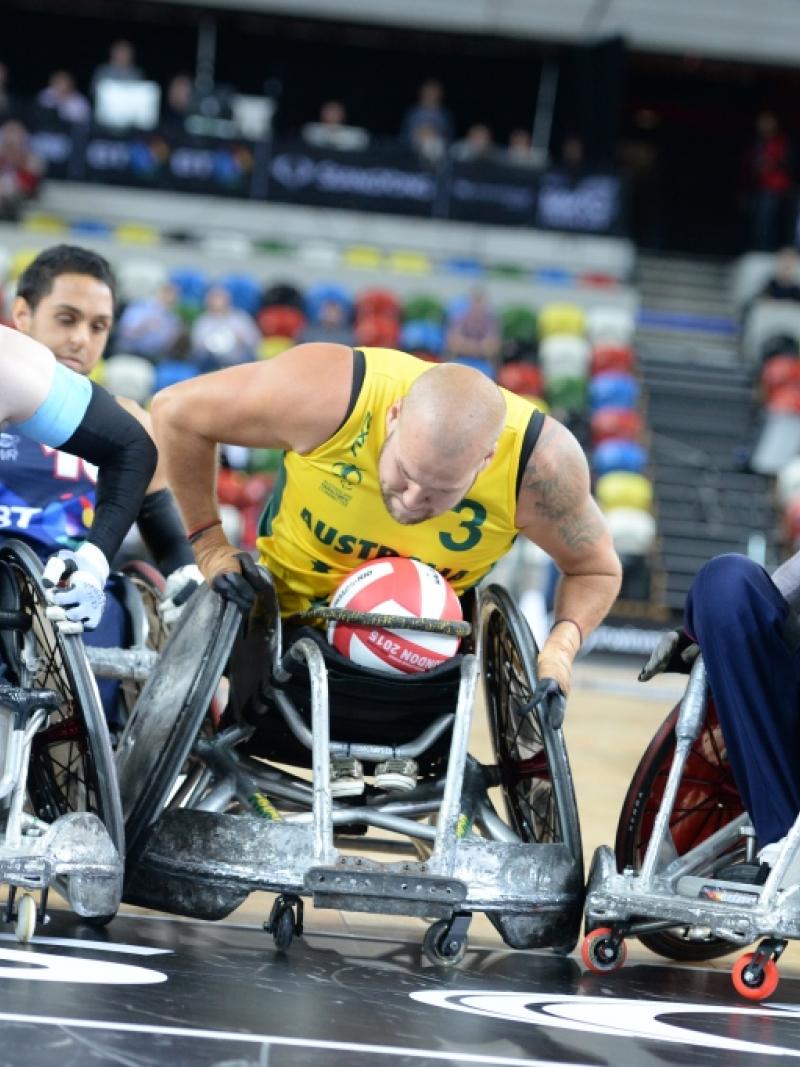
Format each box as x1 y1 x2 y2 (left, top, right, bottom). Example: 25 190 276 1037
11 296 32 332
385 397 404 433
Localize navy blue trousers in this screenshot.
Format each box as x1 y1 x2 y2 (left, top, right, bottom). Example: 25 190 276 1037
685 554 800 846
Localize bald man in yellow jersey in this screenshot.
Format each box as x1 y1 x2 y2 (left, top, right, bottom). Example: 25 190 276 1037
153 343 621 700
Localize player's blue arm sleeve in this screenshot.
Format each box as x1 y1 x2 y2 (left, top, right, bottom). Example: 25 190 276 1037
46 380 157 562
12 359 93 446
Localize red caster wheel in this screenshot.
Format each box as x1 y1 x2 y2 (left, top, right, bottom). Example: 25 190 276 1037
581 927 627 973
732 952 779 1001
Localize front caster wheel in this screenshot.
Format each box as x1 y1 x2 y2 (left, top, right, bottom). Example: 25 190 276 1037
264 894 303 953
15 893 36 943
422 917 469 967
581 926 627 973
732 952 780 1000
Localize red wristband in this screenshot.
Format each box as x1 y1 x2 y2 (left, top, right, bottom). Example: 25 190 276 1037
187 519 222 545
553 617 583 647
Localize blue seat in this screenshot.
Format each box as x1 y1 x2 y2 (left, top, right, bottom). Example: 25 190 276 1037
169 268 210 308
401 320 445 354
444 257 485 277
592 438 648 477
450 356 496 380
154 361 201 392
589 372 640 411
70 219 112 238
221 273 263 316
445 294 471 323
305 282 352 324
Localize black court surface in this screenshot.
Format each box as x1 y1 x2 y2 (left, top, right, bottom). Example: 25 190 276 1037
3 910 800 1066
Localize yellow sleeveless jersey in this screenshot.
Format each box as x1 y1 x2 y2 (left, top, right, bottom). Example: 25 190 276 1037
255 348 538 616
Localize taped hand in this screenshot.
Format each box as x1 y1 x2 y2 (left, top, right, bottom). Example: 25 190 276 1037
42 543 109 631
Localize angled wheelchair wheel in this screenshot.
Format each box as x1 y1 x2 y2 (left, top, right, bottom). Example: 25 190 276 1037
479 585 582 857
0 540 124 856
118 561 167 722
116 584 242 868
615 700 744 961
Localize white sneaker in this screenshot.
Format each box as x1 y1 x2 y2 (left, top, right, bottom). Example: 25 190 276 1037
330 756 364 798
374 758 418 792
758 835 800 888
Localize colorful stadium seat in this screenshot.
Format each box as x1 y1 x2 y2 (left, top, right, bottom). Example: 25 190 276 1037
497 362 544 398
169 267 210 307
22 213 67 236
400 320 444 354
102 355 156 406
590 343 636 376
777 456 800 506
586 306 635 345
117 258 169 302
388 250 432 274
590 407 643 445
538 302 586 338
592 438 648 477
589 372 640 411
221 273 262 316
539 334 591 381
257 305 306 339
595 471 653 512
305 282 352 323
114 222 160 246
153 361 200 392
500 306 537 343
605 507 656 554
761 355 800 399
545 376 587 413
357 289 401 320
343 246 383 269
354 313 401 348
403 295 445 323
258 336 294 360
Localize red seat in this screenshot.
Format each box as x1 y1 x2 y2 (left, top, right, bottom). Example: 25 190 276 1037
785 497 800 547
761 355 800 399
768 384 800 414
356 289 401 320
590 407 644 445
257 305 307 339
590 344 636 376
354 312 401 348
497 362 544 397
217 467 248 508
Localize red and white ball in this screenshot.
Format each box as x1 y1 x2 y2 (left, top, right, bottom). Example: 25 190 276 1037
327 557 462 674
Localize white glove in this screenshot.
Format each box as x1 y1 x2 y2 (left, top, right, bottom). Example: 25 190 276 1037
42 543 109 631
159 564 204 626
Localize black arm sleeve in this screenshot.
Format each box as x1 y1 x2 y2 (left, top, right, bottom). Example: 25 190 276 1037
58 383 158 562
136 487 194 574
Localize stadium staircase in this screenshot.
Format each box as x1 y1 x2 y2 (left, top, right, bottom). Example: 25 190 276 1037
636 254 778 619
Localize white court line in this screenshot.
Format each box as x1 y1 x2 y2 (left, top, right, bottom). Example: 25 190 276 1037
0 932 169 955
0 1010 591 1067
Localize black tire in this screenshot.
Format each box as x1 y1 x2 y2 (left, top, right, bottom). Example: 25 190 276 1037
479 585 582 862
116 584 241 868
0 540 124 858
615 701 744 961
273 906 295 952
422 919 467 967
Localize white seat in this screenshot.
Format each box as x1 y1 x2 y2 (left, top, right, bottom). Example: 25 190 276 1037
731 253 779 312
200 232 253 259
742 300 800 364
116 258 168 303
102 354 156 406
777 456 800 506
586 306 636 345
539 333 590 382
296 242 340 269
605 507 656 555
750 411 800 475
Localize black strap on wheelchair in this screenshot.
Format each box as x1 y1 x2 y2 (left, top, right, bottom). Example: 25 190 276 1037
290 606 471 637
0 610 30 632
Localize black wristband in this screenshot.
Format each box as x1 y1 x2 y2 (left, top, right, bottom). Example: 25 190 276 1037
136 488 194 574
59 384 157 562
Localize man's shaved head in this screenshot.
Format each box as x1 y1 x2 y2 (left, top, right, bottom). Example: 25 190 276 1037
400 363 506 463
378 364 507 525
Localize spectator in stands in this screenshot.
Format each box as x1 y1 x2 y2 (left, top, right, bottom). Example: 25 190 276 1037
506 128 539 167
410 122 446 165
450 123 495 163
91 40 143 99
445 290 502 378
302 100 368 151
0 120 44 221
116 282 184 362
760 246 800 303
161 73 194 136
749 111 794 251
401 79 453 148
37 71 91 125
297 299 353 346
559 134 588 181
191 286 261 371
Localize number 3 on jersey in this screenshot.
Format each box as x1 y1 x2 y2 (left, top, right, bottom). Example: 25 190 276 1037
439 498 487 552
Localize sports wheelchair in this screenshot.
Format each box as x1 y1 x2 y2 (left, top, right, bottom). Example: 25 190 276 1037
583 655 800 1001
0 539 124 941
114 569 584 966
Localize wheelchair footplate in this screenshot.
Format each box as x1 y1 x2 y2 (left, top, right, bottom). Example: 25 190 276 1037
306 859 467 918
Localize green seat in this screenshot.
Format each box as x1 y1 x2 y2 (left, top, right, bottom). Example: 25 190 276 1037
250 448 284 475
546 375 587 414
403 295 445 323
176 302 202 327
501 306 538 343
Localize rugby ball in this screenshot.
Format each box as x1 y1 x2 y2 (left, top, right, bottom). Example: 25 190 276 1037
327 557 462 674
